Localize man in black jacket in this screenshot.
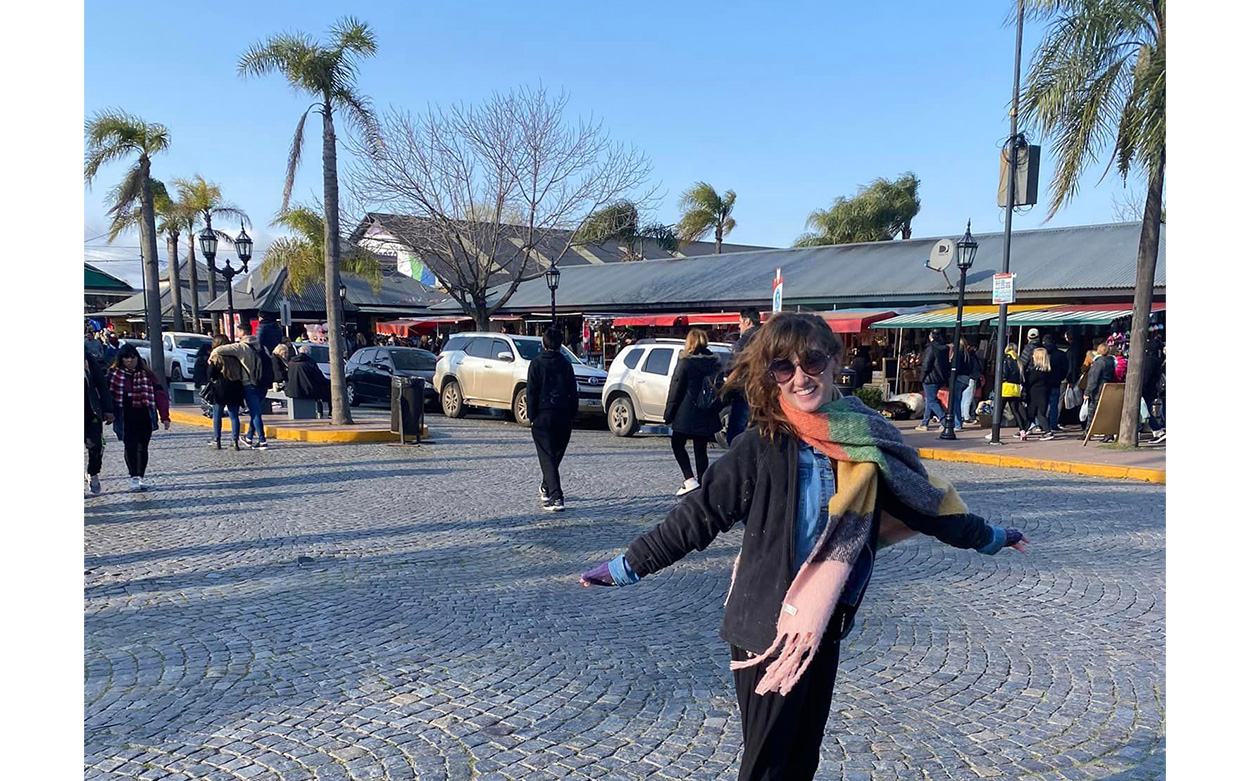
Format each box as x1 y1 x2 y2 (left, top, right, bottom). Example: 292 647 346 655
917 330 950 430
1042 334 1069 431
526 328 579 512
85 347 115 495
286 345 332 417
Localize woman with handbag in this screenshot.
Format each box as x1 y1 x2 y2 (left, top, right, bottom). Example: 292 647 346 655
205 333 246 450
578 313 1027 781
984 344 1029 440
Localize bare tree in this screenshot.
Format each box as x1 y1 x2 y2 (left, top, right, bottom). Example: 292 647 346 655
348 86 654 329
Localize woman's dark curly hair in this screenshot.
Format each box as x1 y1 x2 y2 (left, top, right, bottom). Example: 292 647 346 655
111 343 150 373
724 312 844 440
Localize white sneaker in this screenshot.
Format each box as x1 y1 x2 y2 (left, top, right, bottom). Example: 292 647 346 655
138 477 149 491
129 477 142 492
87 473 101 495
676 478 700 496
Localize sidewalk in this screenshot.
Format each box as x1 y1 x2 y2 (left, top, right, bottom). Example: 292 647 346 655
893 419 1165 483
167 405 429 444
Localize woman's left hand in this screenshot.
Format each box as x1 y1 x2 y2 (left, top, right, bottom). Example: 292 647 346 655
161 419 171 430
1005 528 1028 553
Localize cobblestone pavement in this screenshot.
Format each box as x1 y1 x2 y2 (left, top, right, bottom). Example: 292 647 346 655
85 413 1165 781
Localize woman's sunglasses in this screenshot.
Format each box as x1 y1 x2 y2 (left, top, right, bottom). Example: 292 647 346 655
767 351 830 384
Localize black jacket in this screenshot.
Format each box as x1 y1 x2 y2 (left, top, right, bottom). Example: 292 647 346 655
285 354 330 401
192 344 211 386
664 348 724 437
1085 355 1115 401
920 341 950 386
256 320 283 353
624 427 999 655
85 350 114 421
1065 344 1083 385
850 354 872 389
525 350 578 420
1046 347 1069 390
1025 363 1052 397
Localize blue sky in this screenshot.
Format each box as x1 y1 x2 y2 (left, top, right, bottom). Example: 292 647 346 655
84 0 1144 284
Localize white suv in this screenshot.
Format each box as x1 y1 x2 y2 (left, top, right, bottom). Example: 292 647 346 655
601 339 733 437
433 332 608 425
132 331 213 382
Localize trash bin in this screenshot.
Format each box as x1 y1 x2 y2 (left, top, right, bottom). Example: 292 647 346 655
390 376 425 443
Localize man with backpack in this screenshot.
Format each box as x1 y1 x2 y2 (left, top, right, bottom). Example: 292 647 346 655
211 323 272 450
526 328 579 512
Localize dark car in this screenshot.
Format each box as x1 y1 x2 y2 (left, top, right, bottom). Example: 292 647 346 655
345 346 438 408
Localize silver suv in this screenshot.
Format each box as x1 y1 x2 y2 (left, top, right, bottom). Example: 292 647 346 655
601 339 733 437
433 332 608 425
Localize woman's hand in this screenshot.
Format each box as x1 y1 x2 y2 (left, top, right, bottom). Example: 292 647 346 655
161 419 171 430
1005 528 1028 553
579 561 615 587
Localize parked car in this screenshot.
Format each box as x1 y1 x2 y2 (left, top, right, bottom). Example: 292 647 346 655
601 338 733 438
433 332 608 425
297 343 337 380
128 332 213 382
345 346 438 408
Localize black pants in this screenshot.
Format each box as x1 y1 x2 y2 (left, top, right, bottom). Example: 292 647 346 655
1005 397 1028 430
123 406 153 477
532 412 573 500
671 433 711 481
86 415 104 476
1026 387 1051 434
731 616 845 781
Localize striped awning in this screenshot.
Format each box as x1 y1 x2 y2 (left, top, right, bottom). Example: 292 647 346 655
870 304 1053 329
1005 302 1165 327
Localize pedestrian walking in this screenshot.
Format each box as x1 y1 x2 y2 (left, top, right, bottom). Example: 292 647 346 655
665 328 725 495
1022 347 1055 440
85 347 115 495
849 348 872 390
205 333 246 449
526 327 578 512
107 344 171 491
579 313 1027 781
1084 343 1116 440
985 344 1028 440
956 339 981 426
191 339 212 389
1142 338 1165 442
916 330 950 431
725 308 762 444
210 325 271 449
1042 334 1070 430
256 313 283 354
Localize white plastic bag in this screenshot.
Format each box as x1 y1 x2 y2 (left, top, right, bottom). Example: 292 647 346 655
1140 398 1149 423
1079 399 1090 422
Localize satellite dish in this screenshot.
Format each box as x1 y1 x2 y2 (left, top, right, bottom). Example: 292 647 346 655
927 238 955 272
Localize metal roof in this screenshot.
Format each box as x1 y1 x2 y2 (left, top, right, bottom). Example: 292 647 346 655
203 265 450 315
431 221 1164 314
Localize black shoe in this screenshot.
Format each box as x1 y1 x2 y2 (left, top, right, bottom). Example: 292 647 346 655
539 486 550 503
232 439 240 451
544 498 565 512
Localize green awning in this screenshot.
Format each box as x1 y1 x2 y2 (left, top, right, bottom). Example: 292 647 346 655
870 305 1054 329
1005 303 1165 327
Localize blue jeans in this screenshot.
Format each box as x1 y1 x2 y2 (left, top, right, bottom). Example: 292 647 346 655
242 385 267 443
957 376 975 422
921 383 943 427
1047 388 1062 429
951 377 969 430
212 403 242 442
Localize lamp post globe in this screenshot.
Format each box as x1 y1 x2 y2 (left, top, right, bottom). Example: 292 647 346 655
545 265 561 324
198 227 218 261
940 220 976 441
235 224 253 270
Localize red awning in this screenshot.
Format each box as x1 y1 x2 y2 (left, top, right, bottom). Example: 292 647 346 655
613 314 687 327
379 316 473 336
376 319 423 337
685 313 742 326
820 310 898 334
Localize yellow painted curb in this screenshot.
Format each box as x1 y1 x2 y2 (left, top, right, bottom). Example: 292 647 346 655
915 446 1164 484
168 409 430 444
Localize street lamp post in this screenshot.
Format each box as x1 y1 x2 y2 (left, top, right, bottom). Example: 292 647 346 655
202 224 252 338
940 221 978 441
545 264 561 326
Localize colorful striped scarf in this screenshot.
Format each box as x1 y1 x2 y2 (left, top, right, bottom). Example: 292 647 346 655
108 367 156 410
729 394 970 696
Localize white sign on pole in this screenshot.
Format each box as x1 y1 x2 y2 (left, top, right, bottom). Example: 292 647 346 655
279 297 292 327
992 273 1017 305
772 268 784 313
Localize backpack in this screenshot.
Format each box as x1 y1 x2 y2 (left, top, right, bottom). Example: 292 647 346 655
694 371 723 411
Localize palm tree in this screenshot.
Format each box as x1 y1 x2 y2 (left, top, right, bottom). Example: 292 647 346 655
173 174 251 323
1020 0 1164 447
794 173 920 247
239 16 379 426
108 179 189 330
676 183 737 253
574 200 679 260
259 206 382 294
85 109 171 384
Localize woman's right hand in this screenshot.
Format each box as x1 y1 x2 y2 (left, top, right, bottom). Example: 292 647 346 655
579 561 615 587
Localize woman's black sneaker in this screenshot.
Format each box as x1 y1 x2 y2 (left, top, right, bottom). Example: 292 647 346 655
544 498 565 512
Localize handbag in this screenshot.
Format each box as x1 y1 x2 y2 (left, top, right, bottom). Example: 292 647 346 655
1063 385 1083 410
1002 381 1023 399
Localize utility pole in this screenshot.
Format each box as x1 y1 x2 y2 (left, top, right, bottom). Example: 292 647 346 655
990 0 1026 446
